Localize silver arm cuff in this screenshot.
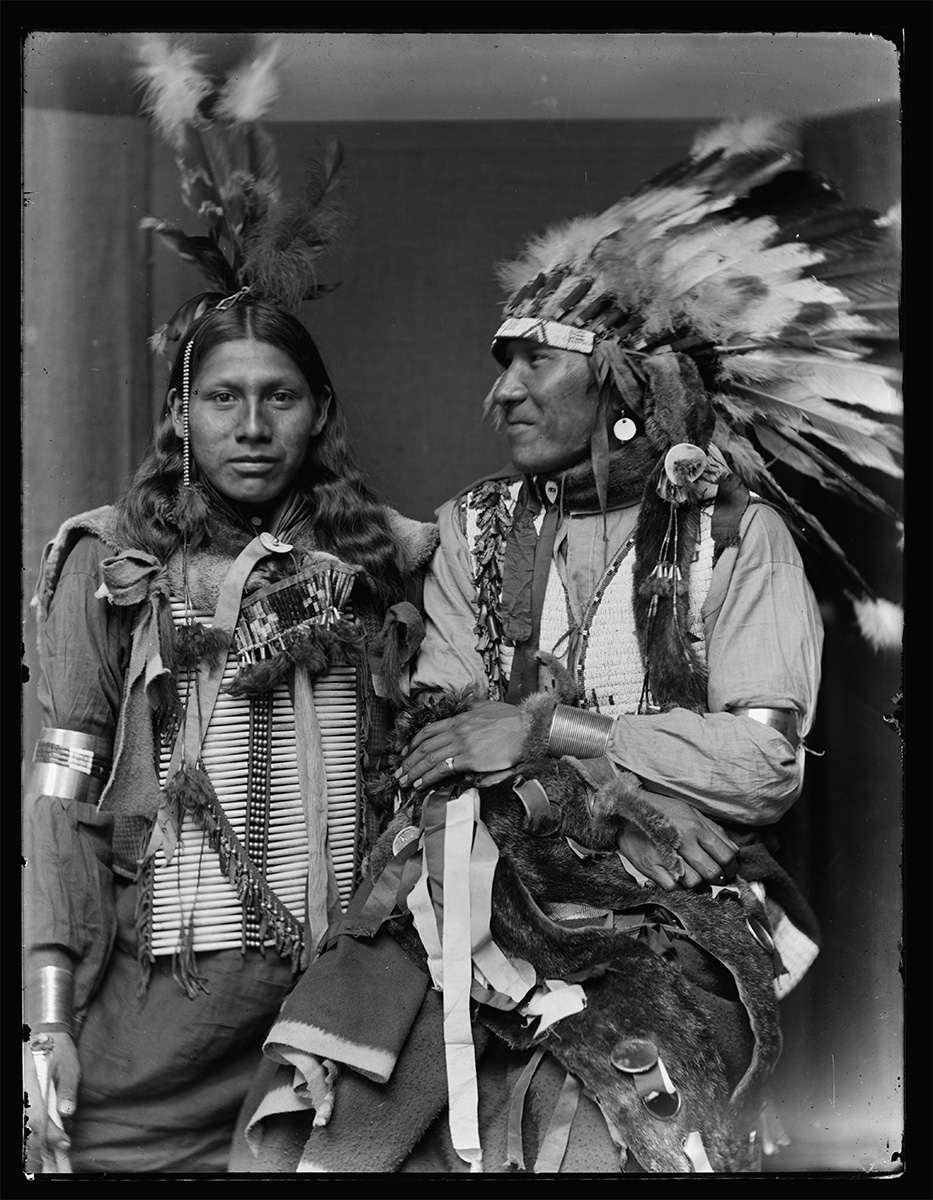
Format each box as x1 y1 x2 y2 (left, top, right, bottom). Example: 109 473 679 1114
29 966 75 1033
547 705 615 759
30 727 113 805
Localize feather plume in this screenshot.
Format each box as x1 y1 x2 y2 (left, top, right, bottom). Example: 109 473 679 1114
308 137 345 206
137 36 345 323
215 41 281 124
139 218 237 291
690 115 800 159
733 387 902 475
240 194 344 310
724 353 901 416
711 416 904 640
241 123 281 196
751 424 900 520
850 595 904 651
132 35 211 147
712 422 868 584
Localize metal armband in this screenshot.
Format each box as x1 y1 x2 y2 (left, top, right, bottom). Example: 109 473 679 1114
547 705 616 759
727 707 800 751
30 728 113 806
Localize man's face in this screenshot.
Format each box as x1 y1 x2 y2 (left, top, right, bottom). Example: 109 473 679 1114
169 338 330 512
491 339 599 476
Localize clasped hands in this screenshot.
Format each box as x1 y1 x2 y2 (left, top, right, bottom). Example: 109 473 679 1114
393 701 739 891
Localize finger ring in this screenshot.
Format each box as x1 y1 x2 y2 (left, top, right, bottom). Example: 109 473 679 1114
443 756 456 774
425 750 436 767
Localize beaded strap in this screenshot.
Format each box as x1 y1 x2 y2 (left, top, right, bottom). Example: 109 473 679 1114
467 480 515 701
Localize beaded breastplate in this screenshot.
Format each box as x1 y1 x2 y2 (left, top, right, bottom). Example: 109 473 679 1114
150 597 360 957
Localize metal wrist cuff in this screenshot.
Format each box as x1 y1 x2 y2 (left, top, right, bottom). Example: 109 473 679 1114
32 966 75 1032
547 705 615 759
31 727 113 805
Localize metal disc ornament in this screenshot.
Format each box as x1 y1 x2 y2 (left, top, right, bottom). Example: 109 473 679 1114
612 416 637 442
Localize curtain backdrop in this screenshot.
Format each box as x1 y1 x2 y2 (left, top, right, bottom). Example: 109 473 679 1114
22 107 902 1173
22 109 150 764
148 118 722 520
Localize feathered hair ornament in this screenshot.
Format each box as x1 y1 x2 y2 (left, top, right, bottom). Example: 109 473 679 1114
134 35 346 357
491 116 903 649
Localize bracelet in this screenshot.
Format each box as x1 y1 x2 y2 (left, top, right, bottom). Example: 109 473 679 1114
547 705 615 759
31 966 75 1033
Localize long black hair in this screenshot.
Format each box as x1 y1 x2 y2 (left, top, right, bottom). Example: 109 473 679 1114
115 299 406 601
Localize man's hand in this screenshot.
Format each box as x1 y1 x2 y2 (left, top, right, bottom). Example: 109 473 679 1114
24 1031 79 1172
395 701 526 790
617 794 739 891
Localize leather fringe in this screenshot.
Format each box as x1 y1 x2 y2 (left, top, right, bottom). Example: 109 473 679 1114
135 757 303 994
134 849 155 997
172 914 210 999
203 784 305 972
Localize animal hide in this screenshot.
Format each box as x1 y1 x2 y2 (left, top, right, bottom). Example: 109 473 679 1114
368 688 784 1172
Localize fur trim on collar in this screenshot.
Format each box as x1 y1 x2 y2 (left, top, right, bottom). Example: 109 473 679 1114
384 508 439 572
32 506 121 627
33 504 438 626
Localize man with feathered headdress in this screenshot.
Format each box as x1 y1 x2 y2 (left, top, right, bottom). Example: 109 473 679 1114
235 116 901 1174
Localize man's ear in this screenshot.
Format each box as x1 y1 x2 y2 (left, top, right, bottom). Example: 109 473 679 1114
168 388 184 439
311 386 332 437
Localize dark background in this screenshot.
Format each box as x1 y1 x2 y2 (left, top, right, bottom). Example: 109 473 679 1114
22 32 903 1175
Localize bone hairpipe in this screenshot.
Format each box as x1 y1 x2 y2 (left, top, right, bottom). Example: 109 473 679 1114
152 884 307 906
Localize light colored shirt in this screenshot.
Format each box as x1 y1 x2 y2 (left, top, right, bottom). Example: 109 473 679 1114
412 494 824 827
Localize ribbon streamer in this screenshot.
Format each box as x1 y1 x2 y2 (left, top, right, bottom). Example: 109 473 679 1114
293 666 340 952
533 1069 582 1173
440 791 484 1170
504 1046 547 1169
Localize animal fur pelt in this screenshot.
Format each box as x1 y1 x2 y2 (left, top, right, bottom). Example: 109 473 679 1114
367 688 786 1172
